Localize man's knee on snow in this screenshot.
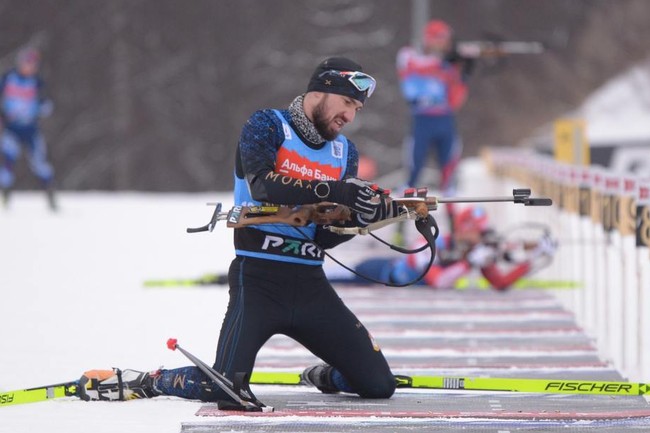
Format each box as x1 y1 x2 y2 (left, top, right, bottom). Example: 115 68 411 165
29 157 53 182
1 132 21 159
302 364 396 398
0 167 14 189
356 374 396 399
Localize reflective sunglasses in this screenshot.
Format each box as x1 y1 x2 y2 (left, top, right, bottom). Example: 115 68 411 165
318 70 377 98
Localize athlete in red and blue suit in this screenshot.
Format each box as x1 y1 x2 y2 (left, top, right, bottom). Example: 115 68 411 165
327 206 557 291
397 20 470 195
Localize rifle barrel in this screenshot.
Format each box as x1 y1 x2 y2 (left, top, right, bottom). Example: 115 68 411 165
437 196 517 204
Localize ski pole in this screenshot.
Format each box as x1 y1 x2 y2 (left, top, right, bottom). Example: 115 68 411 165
166 338 270 412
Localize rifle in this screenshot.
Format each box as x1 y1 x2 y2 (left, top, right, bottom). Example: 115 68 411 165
186 188 548 235
186 188 551 287
446 40 545 77
439 225 555 269
454 40 544 59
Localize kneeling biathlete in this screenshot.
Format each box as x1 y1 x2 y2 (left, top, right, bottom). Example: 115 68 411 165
77 57 402 405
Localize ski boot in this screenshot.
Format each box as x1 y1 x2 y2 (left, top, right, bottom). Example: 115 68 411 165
1 188 10 209
300 364 339 394
77 368 161 401
45 186 58 212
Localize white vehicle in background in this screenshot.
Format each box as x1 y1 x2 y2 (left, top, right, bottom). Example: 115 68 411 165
590 139 650 178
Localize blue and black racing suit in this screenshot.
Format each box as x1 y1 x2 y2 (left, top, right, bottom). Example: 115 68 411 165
0 69 54 189
156 105 396 402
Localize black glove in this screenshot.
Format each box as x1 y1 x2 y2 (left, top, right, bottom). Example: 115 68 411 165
317 178 380 216
356 197 402 227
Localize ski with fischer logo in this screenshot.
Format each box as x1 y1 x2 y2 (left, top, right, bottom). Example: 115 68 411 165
248 371 650 396
143 273 579 290
0 381 79 406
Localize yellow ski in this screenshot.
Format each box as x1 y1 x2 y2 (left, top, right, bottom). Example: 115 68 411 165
0 381 78 406
249 372 649 396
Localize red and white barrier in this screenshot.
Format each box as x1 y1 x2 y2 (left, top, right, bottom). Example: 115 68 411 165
478 148 650 382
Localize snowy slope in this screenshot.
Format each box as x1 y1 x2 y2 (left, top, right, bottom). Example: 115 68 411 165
0 190 430 433
576 58 650 143
1 192 235 433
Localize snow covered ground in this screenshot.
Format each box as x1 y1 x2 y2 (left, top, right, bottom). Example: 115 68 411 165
0 192 237 433
0 189 428 433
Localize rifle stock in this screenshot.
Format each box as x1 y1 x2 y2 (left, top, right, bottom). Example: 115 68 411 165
225 203 351 228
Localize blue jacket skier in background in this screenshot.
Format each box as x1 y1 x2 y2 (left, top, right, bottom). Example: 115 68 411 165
77 57 402 405
0 46 56 210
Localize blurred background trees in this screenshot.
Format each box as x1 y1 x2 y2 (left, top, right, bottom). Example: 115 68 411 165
1 0 649 191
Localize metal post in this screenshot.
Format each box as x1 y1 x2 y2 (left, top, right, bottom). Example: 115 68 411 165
411 0 430 51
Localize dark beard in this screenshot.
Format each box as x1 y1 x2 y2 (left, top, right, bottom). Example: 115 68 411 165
312 100 338 141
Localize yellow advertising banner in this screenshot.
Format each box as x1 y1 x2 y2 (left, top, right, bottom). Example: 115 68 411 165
554 118 590 165
618 178 637 237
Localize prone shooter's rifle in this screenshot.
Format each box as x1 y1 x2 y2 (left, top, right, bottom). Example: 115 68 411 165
186 188 551 287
